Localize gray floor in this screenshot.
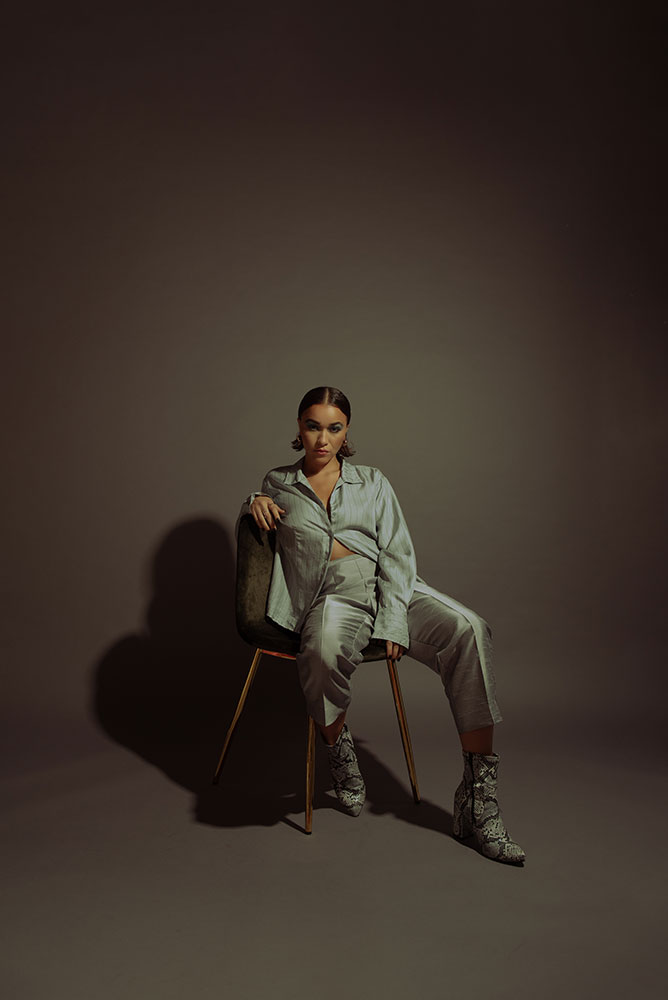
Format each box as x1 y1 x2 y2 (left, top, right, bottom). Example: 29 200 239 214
3 656 666 1000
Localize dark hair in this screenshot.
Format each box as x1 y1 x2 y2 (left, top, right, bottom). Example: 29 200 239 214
291 386 356 458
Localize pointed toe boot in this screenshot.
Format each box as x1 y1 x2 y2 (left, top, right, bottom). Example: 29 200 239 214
325 724 366 817
453 750 526 865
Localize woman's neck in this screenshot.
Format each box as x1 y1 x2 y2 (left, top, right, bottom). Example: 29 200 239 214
303 455 341 478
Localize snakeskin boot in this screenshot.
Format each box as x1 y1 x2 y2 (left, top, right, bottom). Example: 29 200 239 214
324 724 366 817
453 750 526 864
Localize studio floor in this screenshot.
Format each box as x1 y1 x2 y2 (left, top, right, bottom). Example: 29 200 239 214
3 657 665 1000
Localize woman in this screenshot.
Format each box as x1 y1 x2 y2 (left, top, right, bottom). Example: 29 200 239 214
239 386 525 864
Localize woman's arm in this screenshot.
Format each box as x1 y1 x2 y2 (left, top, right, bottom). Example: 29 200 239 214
236 470 287 533
370 473 417 653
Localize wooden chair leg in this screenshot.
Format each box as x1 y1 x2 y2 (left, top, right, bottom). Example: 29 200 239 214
305 715 316 834
386 657 420 804
212 649 263 784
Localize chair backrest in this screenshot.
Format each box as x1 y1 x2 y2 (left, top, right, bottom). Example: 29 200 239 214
235 514 300 655
235 514 387 663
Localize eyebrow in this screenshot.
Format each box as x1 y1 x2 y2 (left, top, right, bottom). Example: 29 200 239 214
304 420 343 427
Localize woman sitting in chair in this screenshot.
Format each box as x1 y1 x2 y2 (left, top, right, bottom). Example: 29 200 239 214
239 385 525 865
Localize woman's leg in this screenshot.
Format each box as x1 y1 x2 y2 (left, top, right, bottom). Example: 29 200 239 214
296 594 374 728
406 588 525 864
406 590 501 734
460 725 494 755
319 711 347 746
295 555 377 815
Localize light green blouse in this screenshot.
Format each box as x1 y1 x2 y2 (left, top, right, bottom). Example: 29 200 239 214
238 457 429 648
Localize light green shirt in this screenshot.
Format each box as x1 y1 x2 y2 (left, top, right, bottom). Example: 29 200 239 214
239 457 429 648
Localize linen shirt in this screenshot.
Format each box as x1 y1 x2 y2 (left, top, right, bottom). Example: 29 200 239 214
238 457 425 649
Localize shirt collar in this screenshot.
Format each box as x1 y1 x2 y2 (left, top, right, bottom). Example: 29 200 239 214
285 456 362 485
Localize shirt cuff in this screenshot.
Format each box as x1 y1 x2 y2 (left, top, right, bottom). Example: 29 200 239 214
371 611 410 650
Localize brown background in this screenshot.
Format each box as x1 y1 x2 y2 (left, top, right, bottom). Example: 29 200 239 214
3 3 667 997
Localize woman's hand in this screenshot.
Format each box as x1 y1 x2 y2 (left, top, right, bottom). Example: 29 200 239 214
250 495 287 531
385 640 406 661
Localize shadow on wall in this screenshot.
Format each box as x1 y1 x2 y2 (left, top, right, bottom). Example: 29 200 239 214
91 518 451 838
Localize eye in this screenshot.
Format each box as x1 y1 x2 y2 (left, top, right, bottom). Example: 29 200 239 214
330 424 343 431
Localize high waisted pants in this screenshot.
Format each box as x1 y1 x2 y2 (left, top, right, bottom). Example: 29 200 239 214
295 552 503 734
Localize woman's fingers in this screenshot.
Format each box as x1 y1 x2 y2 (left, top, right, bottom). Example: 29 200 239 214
250 501 270 530
270 504 287 525
255 509 272 531
385 640 405 661
268 503 287 529
250 499 287 531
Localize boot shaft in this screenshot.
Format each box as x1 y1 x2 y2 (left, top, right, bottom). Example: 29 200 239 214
463 749 500 789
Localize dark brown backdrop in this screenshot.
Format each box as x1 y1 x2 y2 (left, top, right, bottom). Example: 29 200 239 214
3 2 666 778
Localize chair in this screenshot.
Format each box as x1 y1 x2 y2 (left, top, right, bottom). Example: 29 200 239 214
213 514 420 832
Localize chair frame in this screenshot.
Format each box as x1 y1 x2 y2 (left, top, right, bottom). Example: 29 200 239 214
213 645 420 833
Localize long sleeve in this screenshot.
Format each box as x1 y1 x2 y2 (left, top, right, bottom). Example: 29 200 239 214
370 473 417 649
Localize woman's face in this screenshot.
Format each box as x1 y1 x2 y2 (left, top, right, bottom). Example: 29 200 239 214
298 404 349 467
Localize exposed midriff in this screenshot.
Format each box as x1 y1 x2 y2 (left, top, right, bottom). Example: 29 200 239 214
329 538 359 561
